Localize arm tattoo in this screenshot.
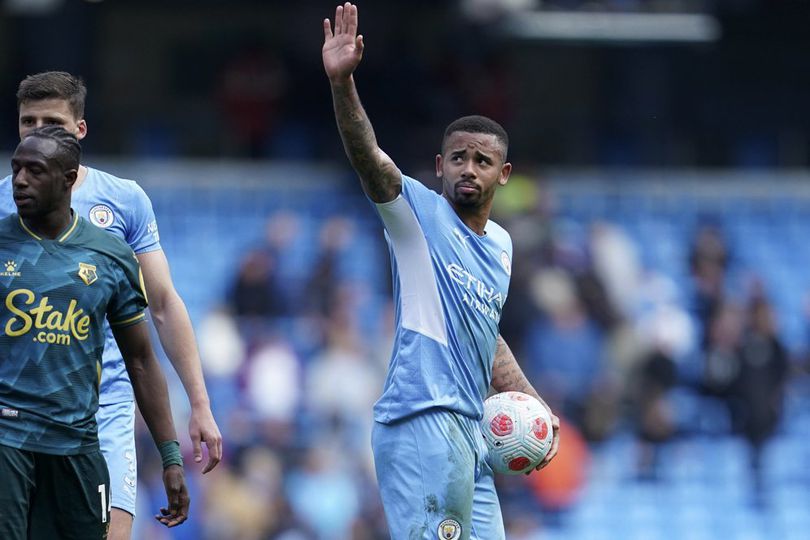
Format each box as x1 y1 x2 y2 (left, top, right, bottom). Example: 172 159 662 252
491 335 552 412
331 80 399 201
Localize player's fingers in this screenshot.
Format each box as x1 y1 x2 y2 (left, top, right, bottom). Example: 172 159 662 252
356 35 364 56
334 4 344 34
192 433 203 464
533 416 560 471
202 450 221 474
346 2 358 37
323 18 333 41
155 512 186 528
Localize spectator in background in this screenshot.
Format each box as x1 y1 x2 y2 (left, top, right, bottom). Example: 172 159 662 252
244 337 301 449
631 345 678 480
689 219 731 346
304 216 355 321
305 308 382 454
229 249 285 319
701 300 744 428
735 294 789 504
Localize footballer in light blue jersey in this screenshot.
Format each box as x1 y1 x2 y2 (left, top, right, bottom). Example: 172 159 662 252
323 5 559 539
373 174 513 424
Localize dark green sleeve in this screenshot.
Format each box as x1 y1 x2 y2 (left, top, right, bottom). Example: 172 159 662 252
107 250 148 328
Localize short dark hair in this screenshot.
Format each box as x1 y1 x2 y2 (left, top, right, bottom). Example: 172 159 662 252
442 115 509 159
16 71 87 119
23 125 82 172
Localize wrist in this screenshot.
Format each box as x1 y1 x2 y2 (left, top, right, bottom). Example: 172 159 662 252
329 74 354 88
189 396 211 410
158 440 183 469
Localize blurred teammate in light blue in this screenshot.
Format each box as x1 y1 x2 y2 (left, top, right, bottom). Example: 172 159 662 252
322 4 560 539
0 72 223 540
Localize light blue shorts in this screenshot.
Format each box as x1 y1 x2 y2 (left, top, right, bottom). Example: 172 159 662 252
372 408 505 540
97 400 137 516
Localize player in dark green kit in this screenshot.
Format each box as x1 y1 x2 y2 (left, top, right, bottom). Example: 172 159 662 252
0 126 189 540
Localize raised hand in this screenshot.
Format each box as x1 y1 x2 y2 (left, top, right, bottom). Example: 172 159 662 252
323 2 365 82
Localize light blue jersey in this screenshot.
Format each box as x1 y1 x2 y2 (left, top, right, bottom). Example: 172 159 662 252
372 175 512 540
0 167 161 405
373 174 512 423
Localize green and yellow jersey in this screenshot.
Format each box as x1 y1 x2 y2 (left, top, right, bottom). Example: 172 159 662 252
0 211 147 455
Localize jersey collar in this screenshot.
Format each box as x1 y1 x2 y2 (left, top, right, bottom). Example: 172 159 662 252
18 210 80 242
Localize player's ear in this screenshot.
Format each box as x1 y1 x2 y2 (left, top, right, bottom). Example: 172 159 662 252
76 119 87 141
435 154 443 178
498 162 512 186
64 168 78 190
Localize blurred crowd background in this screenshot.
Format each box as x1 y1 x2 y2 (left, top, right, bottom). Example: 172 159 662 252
1 1 809 539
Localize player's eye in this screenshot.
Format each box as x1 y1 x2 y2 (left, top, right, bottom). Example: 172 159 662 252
45 119 64 126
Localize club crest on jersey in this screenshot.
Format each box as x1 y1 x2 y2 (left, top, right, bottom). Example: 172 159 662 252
1 260 21 277
78 263 98 286
88 204 114 228
437 519 461 540
500 251 511 276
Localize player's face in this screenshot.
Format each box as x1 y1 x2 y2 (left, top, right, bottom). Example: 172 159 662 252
11 137 72 219
18 99 87 141
436 132 511 209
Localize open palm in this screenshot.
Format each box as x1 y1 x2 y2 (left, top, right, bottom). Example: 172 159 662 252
322 2 364 81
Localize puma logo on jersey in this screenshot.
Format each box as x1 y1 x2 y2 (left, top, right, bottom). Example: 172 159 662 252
452 227 469 248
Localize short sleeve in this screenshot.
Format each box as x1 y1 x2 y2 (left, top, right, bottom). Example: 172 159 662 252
370 174 441 232
124 183 161 254
107 252 148 328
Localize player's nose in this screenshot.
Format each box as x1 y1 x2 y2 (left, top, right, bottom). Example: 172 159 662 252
461 161 477 178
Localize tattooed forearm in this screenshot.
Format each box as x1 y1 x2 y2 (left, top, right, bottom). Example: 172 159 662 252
331 78 400 202
491 335 552 413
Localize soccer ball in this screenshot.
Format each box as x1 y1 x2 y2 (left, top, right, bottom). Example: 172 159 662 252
481 391 553 475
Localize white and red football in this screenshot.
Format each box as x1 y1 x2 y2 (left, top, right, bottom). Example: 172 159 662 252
481 391 553 475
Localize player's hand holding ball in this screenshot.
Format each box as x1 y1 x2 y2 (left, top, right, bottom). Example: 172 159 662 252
482 391 559 475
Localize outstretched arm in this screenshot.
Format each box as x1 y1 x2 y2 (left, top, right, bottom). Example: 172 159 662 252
323 2 401 203
138 250 223 474
490 334 560 470
113 321 190 527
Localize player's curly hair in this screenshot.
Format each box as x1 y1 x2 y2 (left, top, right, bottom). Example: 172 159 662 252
16 71 87 120
23 125 82 172
442 115 509 160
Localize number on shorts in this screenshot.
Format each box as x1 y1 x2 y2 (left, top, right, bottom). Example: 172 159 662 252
98 484 111 523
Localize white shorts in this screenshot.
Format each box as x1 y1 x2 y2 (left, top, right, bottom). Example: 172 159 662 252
97 400 137 516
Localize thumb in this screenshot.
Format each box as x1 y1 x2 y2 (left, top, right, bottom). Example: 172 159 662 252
356 35 364 54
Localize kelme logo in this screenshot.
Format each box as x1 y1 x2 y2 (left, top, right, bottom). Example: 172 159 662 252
1 260 21 277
